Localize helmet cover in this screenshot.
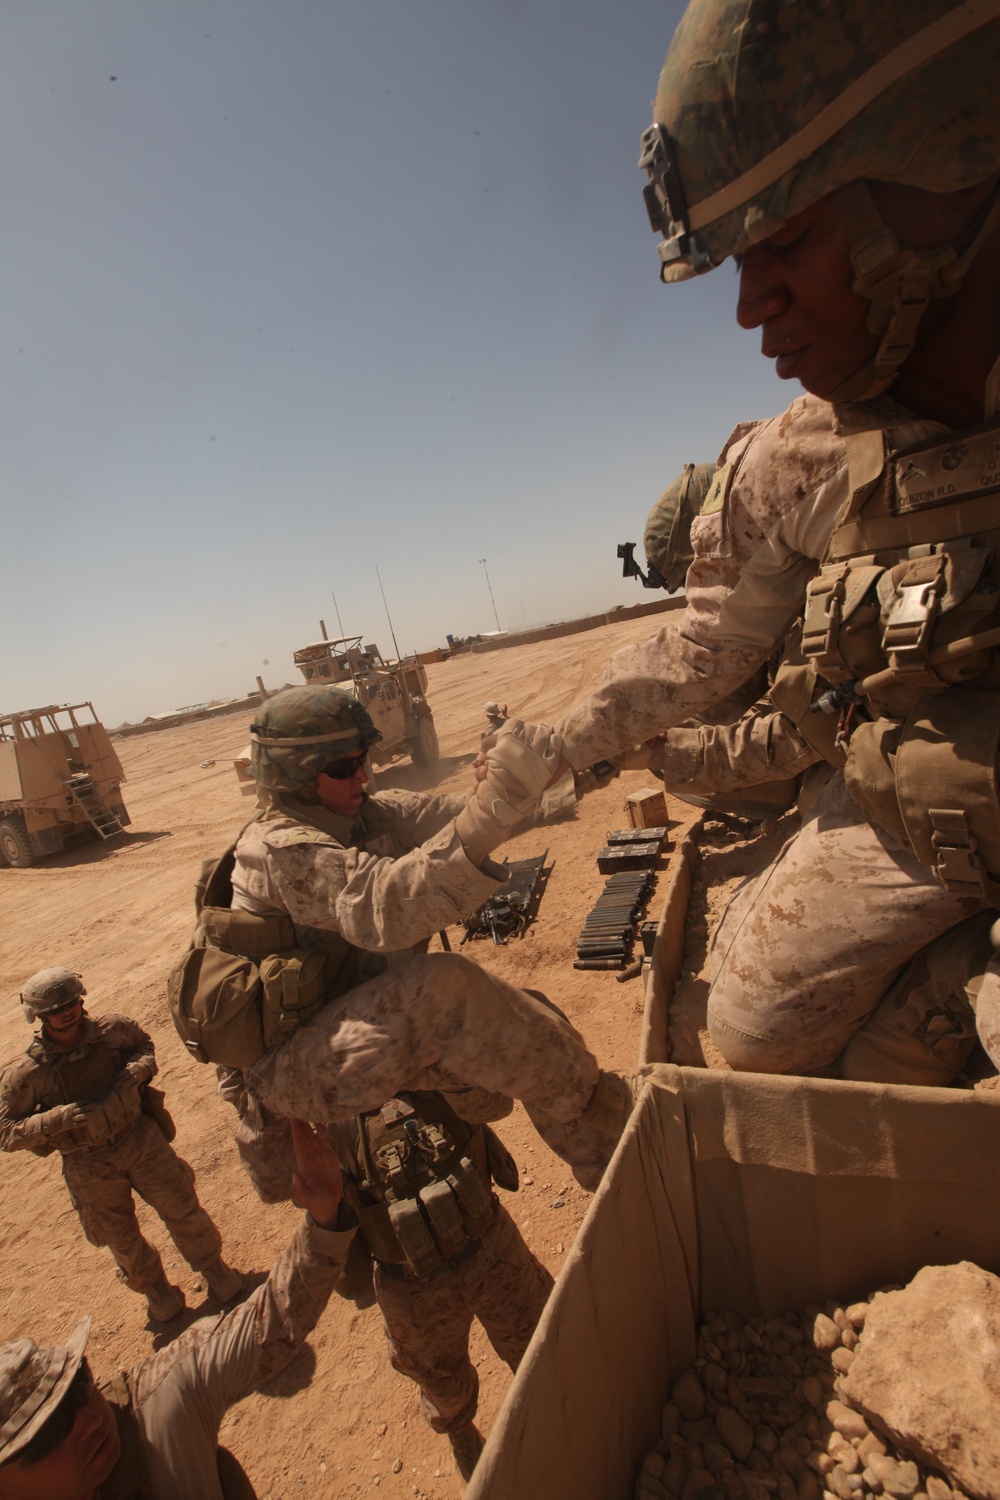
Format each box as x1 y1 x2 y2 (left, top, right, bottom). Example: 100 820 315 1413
19 968 87 1021
645 0 1000 281
249 686 381 794
643 462 717 593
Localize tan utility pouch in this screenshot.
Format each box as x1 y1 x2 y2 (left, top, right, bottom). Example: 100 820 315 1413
259 949 330 1050
895 690 1000 899
142 1084 177 1142
845 690 1000 900
62 1085 143 1152
167 946 266 1069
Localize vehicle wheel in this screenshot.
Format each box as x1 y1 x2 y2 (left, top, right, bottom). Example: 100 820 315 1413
412 716 439 766
0 814 38 868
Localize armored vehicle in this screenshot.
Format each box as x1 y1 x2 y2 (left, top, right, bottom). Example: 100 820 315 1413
292 632 439 767
0 703 130 867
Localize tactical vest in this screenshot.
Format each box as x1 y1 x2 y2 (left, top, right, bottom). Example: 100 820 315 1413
794 418 1000 901
27 1032 140 1153
168 823 382 1070
343 1092 516 1280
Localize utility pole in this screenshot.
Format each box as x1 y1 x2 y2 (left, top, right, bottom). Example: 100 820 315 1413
480 558 502 633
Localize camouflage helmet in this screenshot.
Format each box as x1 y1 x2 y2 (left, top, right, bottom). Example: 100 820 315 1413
249 685 381 794
643 462 717 594
19 967 87 1023
642 0 1000 395
0 1317 91 1466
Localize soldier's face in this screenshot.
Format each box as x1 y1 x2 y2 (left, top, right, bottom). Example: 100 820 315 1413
41 1001 85 1051
735 195 877 398
315 759 369 817
0 1385 120 1500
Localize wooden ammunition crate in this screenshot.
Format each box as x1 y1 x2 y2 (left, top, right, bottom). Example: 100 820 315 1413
624 786 668 829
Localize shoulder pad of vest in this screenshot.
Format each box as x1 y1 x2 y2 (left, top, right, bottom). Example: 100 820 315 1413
264 825 340 849
26 1039 46 1064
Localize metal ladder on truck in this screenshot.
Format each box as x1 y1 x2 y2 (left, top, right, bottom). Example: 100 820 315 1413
65 774 125 841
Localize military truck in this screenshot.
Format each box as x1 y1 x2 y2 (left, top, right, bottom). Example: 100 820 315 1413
292 631 439 767
0 703 130 867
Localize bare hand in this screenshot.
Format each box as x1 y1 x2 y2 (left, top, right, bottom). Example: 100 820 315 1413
290 1119 344 1230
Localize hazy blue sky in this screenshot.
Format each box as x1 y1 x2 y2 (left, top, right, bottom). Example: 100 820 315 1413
2 2 790 725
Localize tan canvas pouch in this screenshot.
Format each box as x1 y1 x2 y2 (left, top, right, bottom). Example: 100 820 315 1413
894 689 1000 898
167 946 266 1068
259 949 329 1050
769 657 846 768
842 717 909 847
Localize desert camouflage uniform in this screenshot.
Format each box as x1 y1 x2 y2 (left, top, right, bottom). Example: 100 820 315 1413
232 789 607 1178
102 1211 354 1498
372 1199 552 1433
218 1067 552 1436
557 395 996 1076
557 394 943 768
0 1014 223 1295
659 699 822 801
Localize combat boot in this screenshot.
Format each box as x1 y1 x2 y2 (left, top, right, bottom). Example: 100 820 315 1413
448 1422 485 1481
145 1275 185 1322
203 1258 243 1302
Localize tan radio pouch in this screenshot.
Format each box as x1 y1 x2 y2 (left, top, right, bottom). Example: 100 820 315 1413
258 949 330 1050
845 690 1000 902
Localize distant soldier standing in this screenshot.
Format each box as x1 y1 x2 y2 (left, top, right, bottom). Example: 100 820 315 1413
0 969 241 1322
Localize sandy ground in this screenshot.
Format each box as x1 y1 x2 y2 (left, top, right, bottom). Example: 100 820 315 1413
0 612 695 1500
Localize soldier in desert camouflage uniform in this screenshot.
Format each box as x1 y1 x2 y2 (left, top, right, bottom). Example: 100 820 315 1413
585 458 825 818
173 685 635 1189
557 0 1000 1084
0 969 241 1322
0 1120 354 1500
217 1068 551 1484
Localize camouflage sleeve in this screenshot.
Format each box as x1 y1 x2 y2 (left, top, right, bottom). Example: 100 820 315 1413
128 1215 357 1455
382 790 470 846
263 824 500 950
554 398 848 767
0 1058 58 1154
99 1014 158 1088
660 704 822 795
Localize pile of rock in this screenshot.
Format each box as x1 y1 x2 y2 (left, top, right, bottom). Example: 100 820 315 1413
635 1262 1000 1500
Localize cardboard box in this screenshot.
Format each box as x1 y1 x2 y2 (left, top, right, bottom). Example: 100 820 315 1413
468 840 1000 1500
468 1068 1000 1500
624 786 668 829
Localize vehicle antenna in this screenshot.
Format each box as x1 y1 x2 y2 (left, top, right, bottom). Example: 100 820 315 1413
331 588 346 639
375 565 402 661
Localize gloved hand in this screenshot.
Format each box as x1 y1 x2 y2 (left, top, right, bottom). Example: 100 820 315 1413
41 1103 88 1137
457 719 565 864
120 1057 155 1088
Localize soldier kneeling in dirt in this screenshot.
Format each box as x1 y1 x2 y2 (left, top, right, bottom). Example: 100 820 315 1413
0 968 242 1323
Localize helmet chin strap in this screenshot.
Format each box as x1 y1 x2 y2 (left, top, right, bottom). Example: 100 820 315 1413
828 180 1000 403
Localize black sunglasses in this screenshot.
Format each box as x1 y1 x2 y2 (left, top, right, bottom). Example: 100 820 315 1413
321 754 368 781
14 1359 94 1469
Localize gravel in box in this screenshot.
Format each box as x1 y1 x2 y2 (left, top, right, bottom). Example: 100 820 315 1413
635 1294 967 1500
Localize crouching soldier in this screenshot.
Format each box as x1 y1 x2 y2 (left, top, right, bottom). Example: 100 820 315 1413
0 969 242 1323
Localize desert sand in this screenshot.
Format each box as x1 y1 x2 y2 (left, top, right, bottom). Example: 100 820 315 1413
0 613 693 1500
